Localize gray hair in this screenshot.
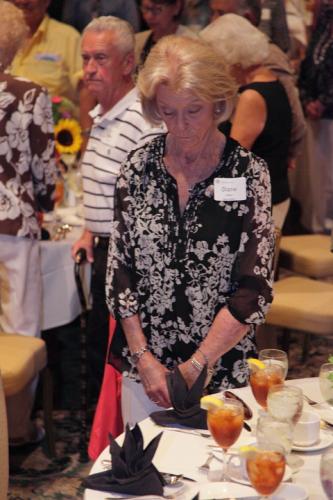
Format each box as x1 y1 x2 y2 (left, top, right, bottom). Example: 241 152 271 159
200 13 269 68
82 16 135 55
0 1 28 69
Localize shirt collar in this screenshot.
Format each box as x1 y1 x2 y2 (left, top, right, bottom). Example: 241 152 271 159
90 87 139 126
32 15 49 43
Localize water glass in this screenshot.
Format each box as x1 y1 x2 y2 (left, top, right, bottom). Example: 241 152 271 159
320 447 333 499
267 384 303 425
319 363 333 408
259 349 288 379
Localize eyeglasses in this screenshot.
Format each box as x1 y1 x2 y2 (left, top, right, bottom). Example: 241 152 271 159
140 4 166 16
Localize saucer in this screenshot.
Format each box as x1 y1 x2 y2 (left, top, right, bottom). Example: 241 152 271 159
85 481 198 499
227 457 292 486
292 430 333 452
315 404 333 426
199 481 255 499
271 483 308 499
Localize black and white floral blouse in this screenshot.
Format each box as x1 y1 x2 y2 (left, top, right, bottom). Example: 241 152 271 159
106 135 275 391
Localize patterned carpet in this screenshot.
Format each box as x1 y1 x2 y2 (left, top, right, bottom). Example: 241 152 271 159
8 328 333 499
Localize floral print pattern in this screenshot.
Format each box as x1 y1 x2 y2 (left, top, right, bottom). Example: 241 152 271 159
106 135 275 390
0 75 56 239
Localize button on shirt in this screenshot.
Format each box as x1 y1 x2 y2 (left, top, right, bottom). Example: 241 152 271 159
82 87 163 236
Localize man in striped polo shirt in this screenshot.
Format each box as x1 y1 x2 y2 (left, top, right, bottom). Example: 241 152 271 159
71 16 163 402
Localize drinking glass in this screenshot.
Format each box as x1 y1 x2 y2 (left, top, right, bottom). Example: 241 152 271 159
256 411 293 455
259 349 288 379
246 442 286 499
249 363 284 409
267 384 303 425
320 447 333 499
319 363 333 408
207 396 244 480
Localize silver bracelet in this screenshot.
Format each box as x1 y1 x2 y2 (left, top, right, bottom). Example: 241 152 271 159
191 356 204 372
197 348 209 364
130 346 149 365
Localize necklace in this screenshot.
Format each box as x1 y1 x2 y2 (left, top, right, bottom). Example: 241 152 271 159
313 29 333 65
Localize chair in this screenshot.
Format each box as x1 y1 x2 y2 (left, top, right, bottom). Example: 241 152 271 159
0 333 55 456
0 371 8 500
264 231 333 362
279 234 333 279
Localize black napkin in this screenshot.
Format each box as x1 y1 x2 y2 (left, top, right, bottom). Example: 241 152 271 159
83 424 165 495
150 366 208 429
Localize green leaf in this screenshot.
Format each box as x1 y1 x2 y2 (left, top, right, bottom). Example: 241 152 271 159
328 354 333 363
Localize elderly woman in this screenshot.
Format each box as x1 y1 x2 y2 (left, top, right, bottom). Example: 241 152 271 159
135 0 196 66
0 1 55 444
106 35 275 424
202 14 292 230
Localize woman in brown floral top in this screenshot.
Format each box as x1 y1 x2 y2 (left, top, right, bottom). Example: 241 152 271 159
0 1 56 445
106 35 275 425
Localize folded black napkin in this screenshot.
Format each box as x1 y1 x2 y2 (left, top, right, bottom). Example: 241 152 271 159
83 424 165 495
150 366 208 429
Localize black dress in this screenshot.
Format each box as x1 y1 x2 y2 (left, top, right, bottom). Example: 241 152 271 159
221 80 292 205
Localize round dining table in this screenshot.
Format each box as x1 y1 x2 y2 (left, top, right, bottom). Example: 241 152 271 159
84 377 333 499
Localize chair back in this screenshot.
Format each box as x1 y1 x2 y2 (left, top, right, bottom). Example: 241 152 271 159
273 227 282 281
0 371 8 500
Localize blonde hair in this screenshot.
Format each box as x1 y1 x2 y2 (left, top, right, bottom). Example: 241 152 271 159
201 13 269 69
137 35 237 125
0 1 28 69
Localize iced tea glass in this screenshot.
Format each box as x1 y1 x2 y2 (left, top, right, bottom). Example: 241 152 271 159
246 443 286 499
249 363 284 409
258 349 288 379
207 396 244 480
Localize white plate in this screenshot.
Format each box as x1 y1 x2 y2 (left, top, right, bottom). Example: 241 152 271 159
85 481 197 499
315 404 333 426
212 450 292 485
271 482 308 500
199 481 255 499
292 430 333 452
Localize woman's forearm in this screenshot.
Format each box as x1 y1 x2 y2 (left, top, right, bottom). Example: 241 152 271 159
196 307 249 367
120 314 147 354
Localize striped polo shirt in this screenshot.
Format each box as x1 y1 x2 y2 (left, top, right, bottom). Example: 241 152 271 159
82 87 163 236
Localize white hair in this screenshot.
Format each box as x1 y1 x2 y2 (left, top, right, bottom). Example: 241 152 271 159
82 16 134 55
200 13 269 68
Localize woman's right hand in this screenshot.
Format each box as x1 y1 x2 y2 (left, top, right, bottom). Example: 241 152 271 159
136 353 171 408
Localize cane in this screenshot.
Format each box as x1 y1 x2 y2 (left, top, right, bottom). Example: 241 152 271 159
74 248 90 463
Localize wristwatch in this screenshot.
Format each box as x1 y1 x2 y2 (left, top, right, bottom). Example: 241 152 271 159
130 346 149 365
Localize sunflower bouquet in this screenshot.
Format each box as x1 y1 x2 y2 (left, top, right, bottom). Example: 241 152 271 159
52 96 83 207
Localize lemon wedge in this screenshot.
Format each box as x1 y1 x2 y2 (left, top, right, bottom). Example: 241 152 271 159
200 395 224 411
247 358 265 370
239 445 258 455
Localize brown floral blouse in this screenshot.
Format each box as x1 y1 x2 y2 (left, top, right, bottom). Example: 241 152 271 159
0 74 56 240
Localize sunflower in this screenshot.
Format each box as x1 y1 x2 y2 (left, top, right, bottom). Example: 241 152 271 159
54 118 82 155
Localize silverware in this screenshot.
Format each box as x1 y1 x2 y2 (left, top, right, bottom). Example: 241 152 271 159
163 428 211 438
303 394 319 406
198 452 214 471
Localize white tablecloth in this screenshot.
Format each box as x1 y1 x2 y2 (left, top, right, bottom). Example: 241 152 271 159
84 377 331 499
40 225 90 331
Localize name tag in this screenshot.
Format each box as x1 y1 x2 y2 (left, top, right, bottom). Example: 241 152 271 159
214 177 247 201
261 8 271 20
35 52 61 62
